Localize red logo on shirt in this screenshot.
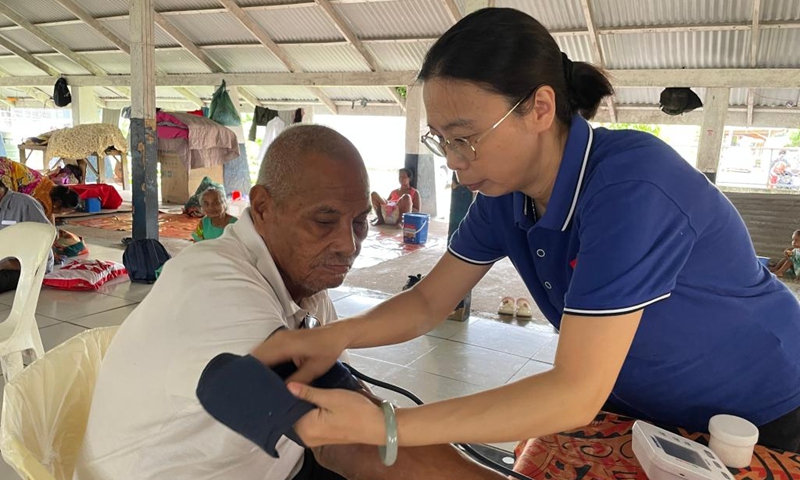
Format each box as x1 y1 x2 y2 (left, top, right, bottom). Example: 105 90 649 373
570 258 577 269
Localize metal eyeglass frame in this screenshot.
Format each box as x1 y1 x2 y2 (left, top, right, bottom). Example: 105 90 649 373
420 92 532 162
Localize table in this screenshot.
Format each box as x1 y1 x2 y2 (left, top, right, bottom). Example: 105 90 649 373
18 143 129 190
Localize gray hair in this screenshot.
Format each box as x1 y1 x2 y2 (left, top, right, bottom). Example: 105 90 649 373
256 124 363 202
200 186 227 210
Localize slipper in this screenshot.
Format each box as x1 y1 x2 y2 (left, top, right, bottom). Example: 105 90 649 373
498 296 515 316
516 298 533 318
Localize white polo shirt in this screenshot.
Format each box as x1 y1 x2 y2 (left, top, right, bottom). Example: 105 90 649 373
74 209 337 480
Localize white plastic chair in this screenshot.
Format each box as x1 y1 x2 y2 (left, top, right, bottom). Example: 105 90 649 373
1 327 118 480
0 222 57 381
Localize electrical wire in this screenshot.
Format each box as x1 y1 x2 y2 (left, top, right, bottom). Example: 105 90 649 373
343 363 534 480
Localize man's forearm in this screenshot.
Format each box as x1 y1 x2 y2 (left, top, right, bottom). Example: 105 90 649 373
314 443 506 480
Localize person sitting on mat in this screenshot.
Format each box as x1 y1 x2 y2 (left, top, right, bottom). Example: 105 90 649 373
75 125 504 480
370 168 421 226
0 157 80 224
0 181 54 293
770 230 800 278
191 186 238 242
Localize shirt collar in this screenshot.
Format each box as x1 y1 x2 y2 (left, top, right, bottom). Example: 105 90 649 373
231 208 309 326
515 115 594 232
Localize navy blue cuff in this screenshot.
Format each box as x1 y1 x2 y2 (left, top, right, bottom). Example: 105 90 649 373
196 354 363 458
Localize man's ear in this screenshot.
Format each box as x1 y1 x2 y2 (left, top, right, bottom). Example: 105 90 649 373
249 184 274 222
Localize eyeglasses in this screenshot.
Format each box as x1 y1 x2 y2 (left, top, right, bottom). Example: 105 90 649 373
420 92 531 162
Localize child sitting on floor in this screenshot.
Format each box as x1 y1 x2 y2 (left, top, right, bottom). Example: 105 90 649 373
770 229 800 278
191 187 237 242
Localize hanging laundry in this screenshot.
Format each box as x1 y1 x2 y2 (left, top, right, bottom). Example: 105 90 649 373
248 106 278 141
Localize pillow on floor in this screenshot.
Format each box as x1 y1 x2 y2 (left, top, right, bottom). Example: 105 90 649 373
43 260 126 291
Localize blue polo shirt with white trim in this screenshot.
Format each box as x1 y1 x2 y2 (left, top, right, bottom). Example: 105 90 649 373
450 116 800 432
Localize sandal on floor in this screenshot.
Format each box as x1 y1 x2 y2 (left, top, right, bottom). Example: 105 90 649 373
516 298 533 318
498 296 516 316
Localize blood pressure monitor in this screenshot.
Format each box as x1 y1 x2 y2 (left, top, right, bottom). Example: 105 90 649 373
632 421 734 480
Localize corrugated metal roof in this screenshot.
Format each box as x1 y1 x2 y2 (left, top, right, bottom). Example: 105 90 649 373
94 86 125 99
0 45 11 56
101 18 178 48
602 30 750 69
82 51 131 75
554 35 596 63
590 0 752 27
0 0 73 24
762 0 800 21
39 24 116 52
154 49 211 73
497 0 586 30
247 6 342 43
72 0 129 18
366 40 431 71
245 85 318 101
157 86 192 99
324 86 395 102
729 87 749 106
165 12 257 46
283 44 371 72
36 55 91 75
155 0 223 11
0 29 55 53
0 57 48 76
235 0 310 5
757 29 800 67
335 0 452 39
752 88 800 107
204 46 289 73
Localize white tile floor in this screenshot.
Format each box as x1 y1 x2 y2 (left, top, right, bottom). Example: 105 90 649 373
0 241 559 478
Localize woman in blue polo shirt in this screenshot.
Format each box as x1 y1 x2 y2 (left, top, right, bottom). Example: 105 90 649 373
255 8 800 453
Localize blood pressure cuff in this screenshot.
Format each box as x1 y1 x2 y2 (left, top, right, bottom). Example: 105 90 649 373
196 353 363 457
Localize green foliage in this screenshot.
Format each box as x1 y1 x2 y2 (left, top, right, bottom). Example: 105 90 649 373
789 130 800 147
606 123 662 138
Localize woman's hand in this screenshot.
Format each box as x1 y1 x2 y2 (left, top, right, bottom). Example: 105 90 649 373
251 325 350 384
289 383 386 447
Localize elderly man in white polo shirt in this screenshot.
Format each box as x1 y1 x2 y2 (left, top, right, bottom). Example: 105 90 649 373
74 125 503 480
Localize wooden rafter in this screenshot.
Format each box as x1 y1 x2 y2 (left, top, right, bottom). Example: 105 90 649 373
51 0 130 54
217 0 337 113
579 0 617 123
314 0 405 110
152 12 223 73
0 2 106 76
747 0 762 127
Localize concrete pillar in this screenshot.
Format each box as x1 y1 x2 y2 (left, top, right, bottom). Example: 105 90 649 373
404 83 436 217
71 87 100 126
130 0 159 239
696 87 730 184
223 85 252 196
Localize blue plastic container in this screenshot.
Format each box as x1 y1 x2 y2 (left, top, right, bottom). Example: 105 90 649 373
85 197 101 213
402 213 429 245
757 256 770 267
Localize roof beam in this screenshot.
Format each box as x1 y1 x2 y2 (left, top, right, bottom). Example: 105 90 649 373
216 0 335 113
51 0 130 54
313 0 403 110
0 35 59 76
0 2 106 76
314 0 378 71
172 87 204 108
152 12 223 73
236 87 262 107
746 0 762 127
0 68 798 88
579 0 617 123
442 0 462 22
217 0 297 72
